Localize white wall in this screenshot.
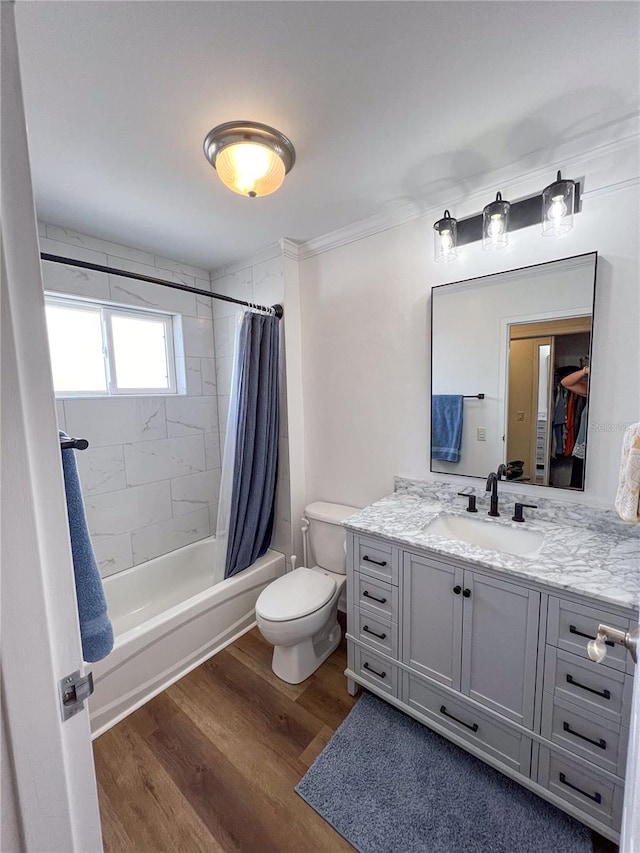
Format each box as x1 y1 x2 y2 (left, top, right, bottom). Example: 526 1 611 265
39 224 222 575
297 124 640 511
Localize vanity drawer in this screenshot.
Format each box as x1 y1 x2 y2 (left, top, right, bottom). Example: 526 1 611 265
402 672 532 777
355 573 399 621
355 535 399 585
541 692 628 776
536 746 624 829
547 597 632 673
354 609 398 659
544 647 632 727
353 646 399 697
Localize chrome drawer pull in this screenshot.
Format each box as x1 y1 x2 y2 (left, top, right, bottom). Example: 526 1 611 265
363 590 387 604
562 721 607 750
558 772 602 804
363 662 386 679
363 555 387 567
363 625 387 640
566 673 611 700
439 705 479 733
569 625 614 647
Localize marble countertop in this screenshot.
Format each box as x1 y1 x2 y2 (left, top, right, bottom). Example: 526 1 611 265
343 480 640 612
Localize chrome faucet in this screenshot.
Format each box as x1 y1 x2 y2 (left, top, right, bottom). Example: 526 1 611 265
486 464 507 517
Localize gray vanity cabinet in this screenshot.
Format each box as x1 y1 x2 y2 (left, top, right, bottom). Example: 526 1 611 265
401 552 463 690
345 527 636 843
402 552 539 728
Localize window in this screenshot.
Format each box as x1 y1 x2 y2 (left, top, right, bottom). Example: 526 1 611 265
45 295 180 397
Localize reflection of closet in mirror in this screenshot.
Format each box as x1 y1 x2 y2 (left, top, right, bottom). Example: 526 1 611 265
506 316 591 489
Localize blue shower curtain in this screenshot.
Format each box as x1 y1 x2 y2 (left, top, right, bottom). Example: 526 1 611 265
224 311 280 579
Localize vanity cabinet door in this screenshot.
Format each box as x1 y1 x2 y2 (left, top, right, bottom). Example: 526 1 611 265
402 552 464 690
460 571 540 729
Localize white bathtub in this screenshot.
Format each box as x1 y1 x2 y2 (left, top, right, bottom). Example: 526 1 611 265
89 537 285 737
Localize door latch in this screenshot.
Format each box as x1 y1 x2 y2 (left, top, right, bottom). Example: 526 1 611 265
588 625 638 665
58 670 94 721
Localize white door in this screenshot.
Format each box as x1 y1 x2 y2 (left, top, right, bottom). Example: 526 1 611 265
1 4 103 851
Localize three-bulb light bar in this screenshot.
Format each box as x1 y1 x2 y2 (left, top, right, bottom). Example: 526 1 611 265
433 172 579 263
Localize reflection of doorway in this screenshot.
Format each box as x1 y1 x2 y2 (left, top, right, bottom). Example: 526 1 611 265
506 316 591 488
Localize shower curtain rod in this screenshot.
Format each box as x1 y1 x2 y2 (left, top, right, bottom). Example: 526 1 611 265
40 253 284 319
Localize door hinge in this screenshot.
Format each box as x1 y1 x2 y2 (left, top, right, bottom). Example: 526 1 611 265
58 670 94 721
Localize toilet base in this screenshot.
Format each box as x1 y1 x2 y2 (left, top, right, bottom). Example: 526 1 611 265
272 619 342 684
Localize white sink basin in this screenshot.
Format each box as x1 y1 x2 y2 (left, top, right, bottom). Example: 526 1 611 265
424 513 544 558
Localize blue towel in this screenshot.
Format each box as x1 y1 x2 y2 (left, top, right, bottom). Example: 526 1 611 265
59 433 114 662
431 395 464 463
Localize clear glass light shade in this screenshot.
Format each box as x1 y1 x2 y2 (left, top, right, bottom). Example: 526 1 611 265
542 172 575 236
482 192 510 251
215 142 286 198
433 211 457 263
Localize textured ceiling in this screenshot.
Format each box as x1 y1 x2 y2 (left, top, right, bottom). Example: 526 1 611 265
15 1 640 270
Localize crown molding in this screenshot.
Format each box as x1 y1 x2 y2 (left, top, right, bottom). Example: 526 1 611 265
210 242 281 280
279 238 301 261
295 113 640 261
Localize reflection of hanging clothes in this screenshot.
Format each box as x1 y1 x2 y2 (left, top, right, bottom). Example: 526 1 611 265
572 404 588 460
564 393 576 456
552 386 567 458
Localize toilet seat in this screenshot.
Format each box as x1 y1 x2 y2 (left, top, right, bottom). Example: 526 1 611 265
256 567 336 622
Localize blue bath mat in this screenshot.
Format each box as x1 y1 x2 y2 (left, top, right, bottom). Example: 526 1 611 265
295 692 592 853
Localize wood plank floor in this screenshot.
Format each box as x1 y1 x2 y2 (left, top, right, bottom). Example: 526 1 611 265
94 623 618 853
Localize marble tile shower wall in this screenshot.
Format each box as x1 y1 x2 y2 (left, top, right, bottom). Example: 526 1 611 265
211 252 292 561
39 223 222 577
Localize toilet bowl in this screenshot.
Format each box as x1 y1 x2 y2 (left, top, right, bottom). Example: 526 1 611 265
256 566 346 684
255 501 358 684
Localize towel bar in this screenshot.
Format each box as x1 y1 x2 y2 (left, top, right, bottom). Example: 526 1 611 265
60 437 89 451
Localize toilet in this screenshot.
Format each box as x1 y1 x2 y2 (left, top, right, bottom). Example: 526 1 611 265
256 501 358 684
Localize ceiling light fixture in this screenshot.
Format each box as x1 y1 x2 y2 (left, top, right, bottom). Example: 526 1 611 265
203 121 296 198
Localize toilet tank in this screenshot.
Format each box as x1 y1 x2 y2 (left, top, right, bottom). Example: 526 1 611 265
305 502 359 575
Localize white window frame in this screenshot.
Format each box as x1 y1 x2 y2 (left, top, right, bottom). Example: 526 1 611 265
45 293 181 398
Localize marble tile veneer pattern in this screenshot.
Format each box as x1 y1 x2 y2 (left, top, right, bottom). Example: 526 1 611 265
46 225 293 576
343 476 640 610
42 224 221 577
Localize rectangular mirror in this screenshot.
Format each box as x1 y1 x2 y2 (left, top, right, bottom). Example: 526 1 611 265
431 253 597 490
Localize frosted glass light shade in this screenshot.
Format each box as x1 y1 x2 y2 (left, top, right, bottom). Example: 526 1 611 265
215 142 286 198
542 171 575 237
482 192 510 251
433 210 457 263
204 121 295 198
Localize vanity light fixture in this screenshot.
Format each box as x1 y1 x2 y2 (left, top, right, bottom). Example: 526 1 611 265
482 192 511 251
542 171 576 237
433 210 458 263
432 172 580 261
203 121 296 198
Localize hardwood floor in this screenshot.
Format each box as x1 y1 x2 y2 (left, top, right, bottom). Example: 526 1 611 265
94 626 357 853
94 624 618 853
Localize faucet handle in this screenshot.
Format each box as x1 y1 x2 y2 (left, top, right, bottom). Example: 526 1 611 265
457 491 478 513
512 502 537 523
